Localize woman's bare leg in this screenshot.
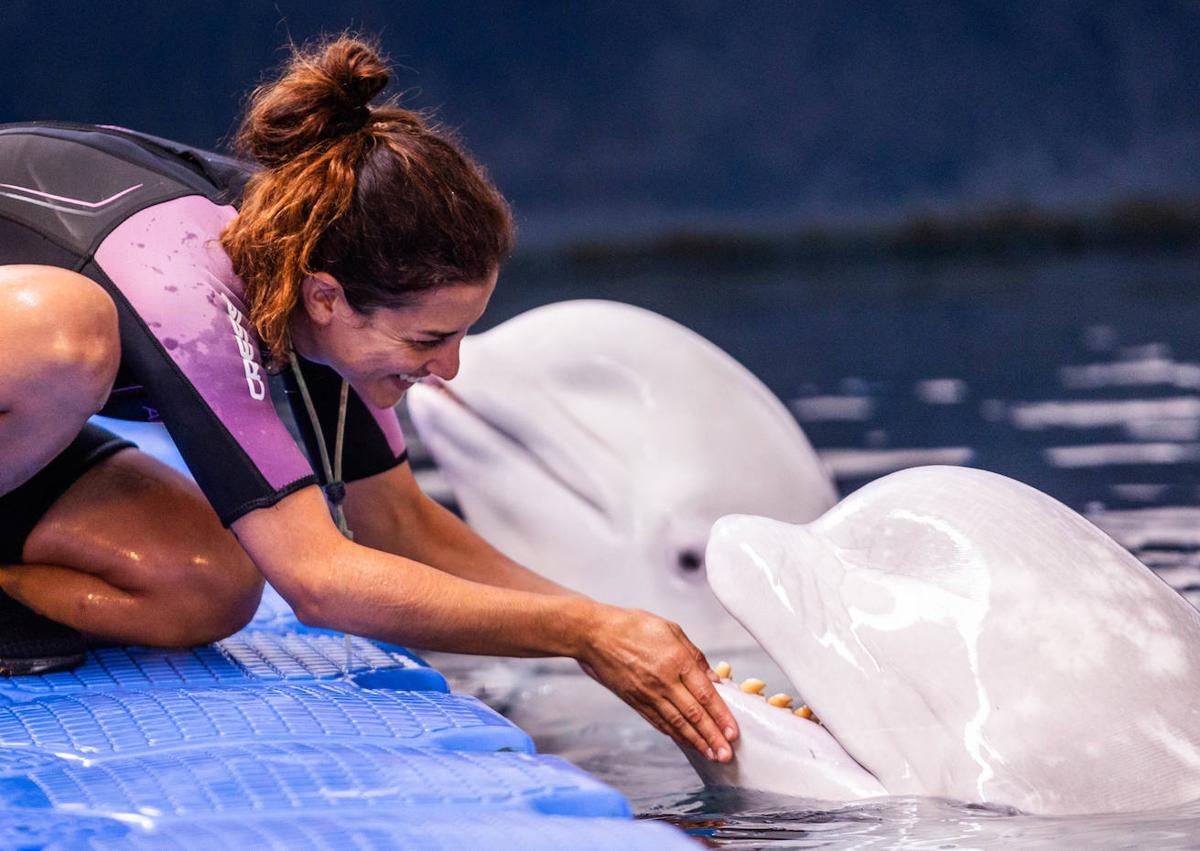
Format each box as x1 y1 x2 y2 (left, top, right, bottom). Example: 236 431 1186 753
0 265 119 495
0 264 262 646
4 448 264 647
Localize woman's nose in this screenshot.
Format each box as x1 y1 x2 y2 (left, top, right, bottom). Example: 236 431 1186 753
425 341 461 381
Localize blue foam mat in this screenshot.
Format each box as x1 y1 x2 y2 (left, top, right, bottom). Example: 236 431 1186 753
0 808 698 850
0 682 531 769
248 584 318 634
243 590 448 687
0 630 446 701
59 423 659 844
0 741 632 819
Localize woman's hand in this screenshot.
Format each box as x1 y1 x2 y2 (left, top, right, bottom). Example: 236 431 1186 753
576 604 739 762
238 486 738 760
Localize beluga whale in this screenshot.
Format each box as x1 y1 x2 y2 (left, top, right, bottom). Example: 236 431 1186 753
692 465 1200 815
407 299 837 651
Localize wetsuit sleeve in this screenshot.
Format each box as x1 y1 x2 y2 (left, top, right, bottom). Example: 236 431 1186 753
92 196 317 524
284 355 409 484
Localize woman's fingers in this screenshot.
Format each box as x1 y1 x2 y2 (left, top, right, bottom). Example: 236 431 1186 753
677 631 739 743
581 605 740 762
648 690 721 760
677 665 737 759
628 700 677 741
643 641 736 761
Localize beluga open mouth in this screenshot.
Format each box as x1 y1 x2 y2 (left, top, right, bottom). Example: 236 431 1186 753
694 465 1200 815
684 660 887 801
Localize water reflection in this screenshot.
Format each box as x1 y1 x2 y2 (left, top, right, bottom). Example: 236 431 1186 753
652 796 1200 849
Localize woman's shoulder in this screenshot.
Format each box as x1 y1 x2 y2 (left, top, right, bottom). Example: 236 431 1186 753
94 193 248 308
0 122 252 275
0 121 252 200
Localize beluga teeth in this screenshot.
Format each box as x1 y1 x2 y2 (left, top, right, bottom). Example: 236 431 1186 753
740 677 766 695
793 705 821 724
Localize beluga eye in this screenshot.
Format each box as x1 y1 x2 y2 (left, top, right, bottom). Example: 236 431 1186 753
678 550 704 573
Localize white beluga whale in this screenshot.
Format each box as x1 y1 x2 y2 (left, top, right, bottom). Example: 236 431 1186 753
408 299 837 651
691 465 1200 815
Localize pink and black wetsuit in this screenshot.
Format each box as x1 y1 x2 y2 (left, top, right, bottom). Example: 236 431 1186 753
0 122 408 561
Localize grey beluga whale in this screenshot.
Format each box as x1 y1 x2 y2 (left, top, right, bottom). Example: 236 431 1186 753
692 465 1200 815
407 299 837 652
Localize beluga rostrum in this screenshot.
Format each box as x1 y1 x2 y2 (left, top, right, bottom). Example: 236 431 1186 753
691 465 1200 815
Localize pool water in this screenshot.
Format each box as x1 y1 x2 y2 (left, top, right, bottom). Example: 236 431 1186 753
429 246 1200 848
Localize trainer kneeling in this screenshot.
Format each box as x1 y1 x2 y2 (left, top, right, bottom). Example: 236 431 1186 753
0 36 737 764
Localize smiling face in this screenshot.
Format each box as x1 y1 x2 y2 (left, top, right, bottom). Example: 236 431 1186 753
290 271 497 409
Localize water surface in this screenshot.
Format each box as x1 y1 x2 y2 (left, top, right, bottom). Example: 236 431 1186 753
432 247 1200 848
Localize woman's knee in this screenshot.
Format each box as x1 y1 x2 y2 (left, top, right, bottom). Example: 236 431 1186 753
151 545 265 646
18 448 263 647
0 265 120 413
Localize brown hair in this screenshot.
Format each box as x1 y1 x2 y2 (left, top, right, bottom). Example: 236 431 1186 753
221 34 514 362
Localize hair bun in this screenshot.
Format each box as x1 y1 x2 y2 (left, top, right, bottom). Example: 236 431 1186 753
237 35 391 167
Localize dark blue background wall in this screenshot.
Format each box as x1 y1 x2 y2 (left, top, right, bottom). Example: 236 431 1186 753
4 1 1197 244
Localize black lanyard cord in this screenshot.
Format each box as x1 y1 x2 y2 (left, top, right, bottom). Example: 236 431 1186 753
287 349 353 540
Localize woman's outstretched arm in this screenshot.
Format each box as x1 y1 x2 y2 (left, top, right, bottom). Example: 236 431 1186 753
233 484 739 763
342 461 577 596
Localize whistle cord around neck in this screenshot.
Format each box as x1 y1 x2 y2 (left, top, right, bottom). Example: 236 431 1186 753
288 349 353 540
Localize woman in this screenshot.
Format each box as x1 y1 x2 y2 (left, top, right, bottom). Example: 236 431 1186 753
0 37 737 763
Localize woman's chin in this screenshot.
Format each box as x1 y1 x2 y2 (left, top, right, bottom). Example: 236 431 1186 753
380 384 410 408
354 377 409 409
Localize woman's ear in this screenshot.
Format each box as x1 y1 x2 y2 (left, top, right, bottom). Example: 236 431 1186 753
299 273 345 326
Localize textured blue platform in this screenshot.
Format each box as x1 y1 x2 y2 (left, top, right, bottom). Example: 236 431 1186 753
0 682 531 770
0 740 632 819
248 584 316 633
0 428 690 845
0 604 692 845
0 630 446 701
0 808 698 850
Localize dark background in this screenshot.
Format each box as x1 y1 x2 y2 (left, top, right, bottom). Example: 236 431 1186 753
4 1 1198 250
14 1 1200 516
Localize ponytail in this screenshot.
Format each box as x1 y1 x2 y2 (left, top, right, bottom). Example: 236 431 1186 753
221 34 513 363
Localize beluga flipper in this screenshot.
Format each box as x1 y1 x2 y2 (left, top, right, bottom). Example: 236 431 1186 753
698 465 1200 815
